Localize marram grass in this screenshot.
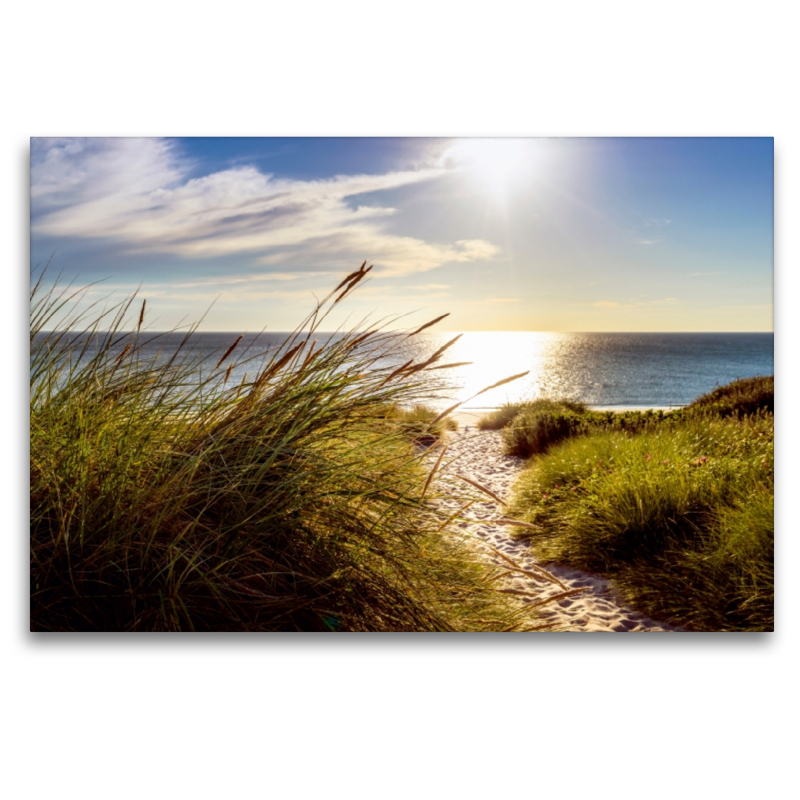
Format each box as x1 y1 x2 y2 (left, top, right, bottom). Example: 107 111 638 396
30 266 527 632
505 408 774 631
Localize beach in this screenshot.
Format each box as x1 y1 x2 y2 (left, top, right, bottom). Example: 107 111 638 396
431 427 682 632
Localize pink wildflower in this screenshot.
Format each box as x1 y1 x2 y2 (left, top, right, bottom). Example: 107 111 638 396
645 453 652 462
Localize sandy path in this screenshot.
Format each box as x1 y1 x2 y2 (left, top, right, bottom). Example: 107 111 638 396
429 430 682 632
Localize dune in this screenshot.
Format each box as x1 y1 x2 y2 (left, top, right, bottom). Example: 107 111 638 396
429 428 683 632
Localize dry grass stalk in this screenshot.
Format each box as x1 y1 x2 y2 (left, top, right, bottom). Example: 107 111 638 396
385 359 414 383
215 335 243 369
412 334 462 371
498 587 590 609
346 330 377 350
407 313 450 337
434 500 475 534
478 538 567 589
426 362 473 371
253 342 305 389
429 401 463 427
331 260 367 294
453 473 507 506
429 369 531 427
333 264 372 305
114 343 131 365
493 568 552 585
421 445 448 501
470 371 530 400
495 518 543 531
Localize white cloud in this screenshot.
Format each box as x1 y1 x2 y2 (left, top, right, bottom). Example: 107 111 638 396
31 138 501 278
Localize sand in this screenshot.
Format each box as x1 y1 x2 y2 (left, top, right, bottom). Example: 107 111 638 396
429 429 683 632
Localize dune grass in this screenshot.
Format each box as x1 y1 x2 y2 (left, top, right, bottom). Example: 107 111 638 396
30 266 527 632
506 408 774 631
685 374 774 417
477 398 587 432
481 399 671 459
380 404 458 445
479 376 774 460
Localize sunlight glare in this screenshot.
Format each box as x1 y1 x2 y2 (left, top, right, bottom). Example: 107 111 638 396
428 332 558 410
445 138 539 194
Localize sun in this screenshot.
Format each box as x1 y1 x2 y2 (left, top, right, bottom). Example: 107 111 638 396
444 138 538 193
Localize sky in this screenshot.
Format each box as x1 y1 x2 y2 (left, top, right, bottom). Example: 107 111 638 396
30 137 774 332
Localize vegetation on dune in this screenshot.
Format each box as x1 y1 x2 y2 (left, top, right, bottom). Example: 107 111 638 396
30 260 774 634
380 404 458 446
504 395 774 631
481 400 674 459
479 375 774 460
477 398 587 433
685 374 774 418
30 265 526 632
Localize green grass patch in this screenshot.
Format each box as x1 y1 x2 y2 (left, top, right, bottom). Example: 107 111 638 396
685 374 774 418
506 410 773 631
30 267 523 632
477 398 587 431
478 375 773 461
380 404 458 445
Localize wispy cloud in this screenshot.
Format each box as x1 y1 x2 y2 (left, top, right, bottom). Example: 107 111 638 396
637 216 671 244
642 218 672 227
31 138 501 278
591 297 677 309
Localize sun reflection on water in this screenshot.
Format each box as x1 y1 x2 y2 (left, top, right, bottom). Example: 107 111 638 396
414 331 570 410
405 331 774 411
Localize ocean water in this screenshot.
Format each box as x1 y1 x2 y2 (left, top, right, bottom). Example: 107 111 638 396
407 332 775 410
35 331 774 411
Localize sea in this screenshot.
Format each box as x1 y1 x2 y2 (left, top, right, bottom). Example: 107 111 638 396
40 331 773 412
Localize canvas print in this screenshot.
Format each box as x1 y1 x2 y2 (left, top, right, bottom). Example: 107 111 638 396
30 137 774 632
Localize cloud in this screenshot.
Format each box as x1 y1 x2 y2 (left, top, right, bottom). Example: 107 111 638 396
689 271 725 277
31 138 501 278
170 272 330 288
642 218 672 227
637 217 670 244
591 298 677 309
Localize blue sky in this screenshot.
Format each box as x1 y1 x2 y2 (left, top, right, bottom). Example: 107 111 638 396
30 137 773 332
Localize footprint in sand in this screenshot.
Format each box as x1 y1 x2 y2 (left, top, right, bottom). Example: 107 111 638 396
428 429 682 633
